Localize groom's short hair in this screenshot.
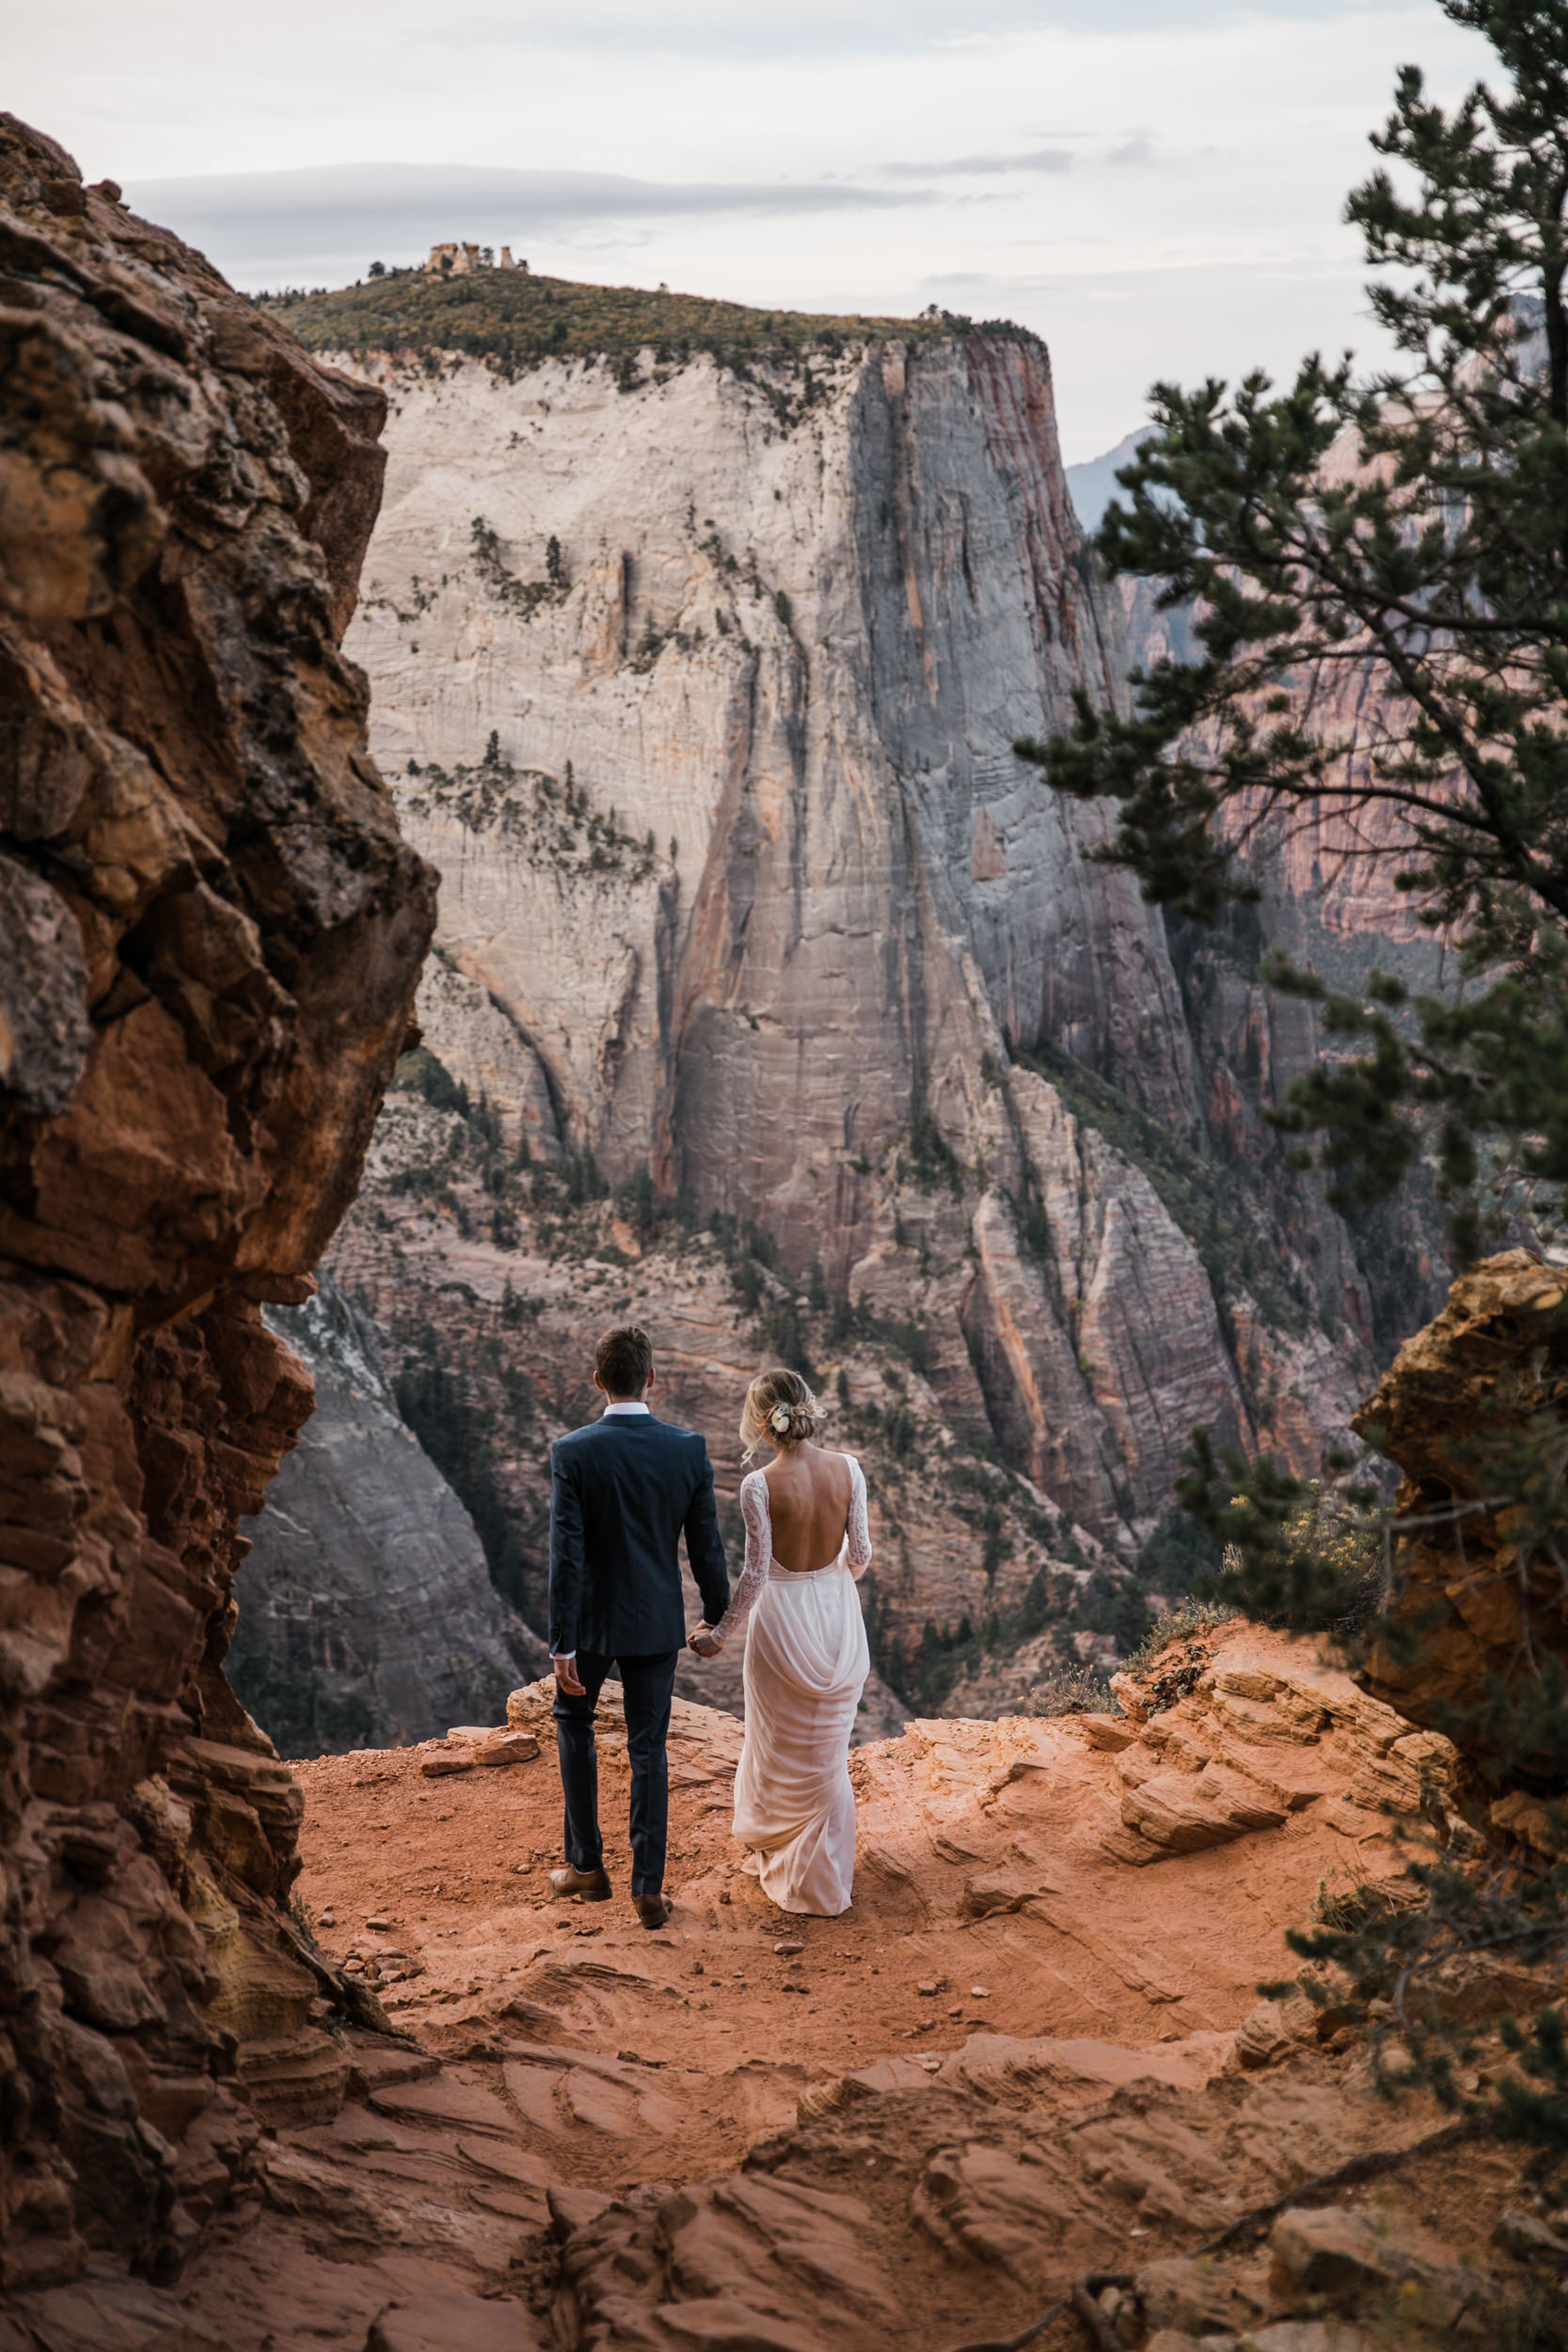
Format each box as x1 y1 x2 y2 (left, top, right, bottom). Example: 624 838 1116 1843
596 1324 654 1398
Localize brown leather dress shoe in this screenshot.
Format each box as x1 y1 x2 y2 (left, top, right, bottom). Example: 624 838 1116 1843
548 1863 610 1900
633 1891 673 1930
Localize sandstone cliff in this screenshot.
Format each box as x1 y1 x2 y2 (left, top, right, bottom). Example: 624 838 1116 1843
227 1278 548 1756
254 309 1443 1710
349 332 1436 1504
0 117 432 2288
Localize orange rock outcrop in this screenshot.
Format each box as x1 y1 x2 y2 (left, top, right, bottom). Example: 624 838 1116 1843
8 1624 1514 2348
1353 1248 1568 1781
0 114 432 2288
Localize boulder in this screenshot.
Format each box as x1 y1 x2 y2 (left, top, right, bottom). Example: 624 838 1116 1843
1136 2251 1270 2335
1353 1251 1568 1779
476 1733 540 1768
367 2295 544 2352
1270 2205 1500 2334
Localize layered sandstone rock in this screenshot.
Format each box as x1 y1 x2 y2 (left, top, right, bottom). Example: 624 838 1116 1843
10 1622 1517 2351
227 1278 547 1756
0 116 432 2287
1353 1248 1568 1780
314 332 1427 1581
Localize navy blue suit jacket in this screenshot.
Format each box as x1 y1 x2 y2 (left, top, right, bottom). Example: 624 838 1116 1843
547 1411 730 1658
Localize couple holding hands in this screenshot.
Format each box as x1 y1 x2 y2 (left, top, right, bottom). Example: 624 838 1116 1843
546 1325 873 1925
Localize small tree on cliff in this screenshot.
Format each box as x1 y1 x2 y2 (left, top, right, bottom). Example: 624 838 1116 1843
1019 0 1568 2144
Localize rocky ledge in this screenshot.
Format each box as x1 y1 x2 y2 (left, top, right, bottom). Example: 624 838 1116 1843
0 115 432 2288
4 1621 1544 2349
1354 1247 1568 1777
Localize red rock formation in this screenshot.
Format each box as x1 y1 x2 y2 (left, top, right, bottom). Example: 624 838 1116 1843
1353 1248 1568 1779
10 1625 1476 2346
0 114 433 2287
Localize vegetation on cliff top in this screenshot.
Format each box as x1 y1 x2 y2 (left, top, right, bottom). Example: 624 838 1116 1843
255 268 1016 369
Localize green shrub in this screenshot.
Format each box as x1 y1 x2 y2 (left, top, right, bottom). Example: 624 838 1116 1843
1020 1661 1115 1718
1120 1597 1237 1678
257 268 994 373
1136 1507 1223 1596
559 1149 609 1204
617 1162 657 1240
1216 1479 1384 1634
393 1044 470 1118
908 1109 963 1198
403 741 655 880
469 515 563 618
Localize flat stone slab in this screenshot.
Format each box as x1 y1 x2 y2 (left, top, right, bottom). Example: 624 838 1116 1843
367 2070 517 2136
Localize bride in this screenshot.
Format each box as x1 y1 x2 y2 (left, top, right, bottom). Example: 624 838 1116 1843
688 1368 871 1916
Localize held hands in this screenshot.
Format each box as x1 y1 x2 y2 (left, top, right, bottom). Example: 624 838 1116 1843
687 1622 722 1659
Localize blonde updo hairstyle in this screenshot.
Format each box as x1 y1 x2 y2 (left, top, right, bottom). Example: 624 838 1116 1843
740 1366 823 1462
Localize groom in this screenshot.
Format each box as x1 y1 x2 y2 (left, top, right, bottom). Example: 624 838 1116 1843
547 1324 730 1929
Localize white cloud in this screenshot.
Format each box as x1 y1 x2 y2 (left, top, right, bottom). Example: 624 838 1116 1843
876 149 1076 179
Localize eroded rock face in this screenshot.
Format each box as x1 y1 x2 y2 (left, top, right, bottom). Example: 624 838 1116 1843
1353 1248 1568 1779
0 116 433 2287
228 1278 547 1754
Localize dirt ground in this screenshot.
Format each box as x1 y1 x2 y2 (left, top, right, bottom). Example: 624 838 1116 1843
25 1626 1545 2352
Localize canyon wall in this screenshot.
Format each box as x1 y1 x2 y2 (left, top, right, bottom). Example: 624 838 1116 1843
311 327 1434 1616
0 118 432 2287
227 1278 547 1756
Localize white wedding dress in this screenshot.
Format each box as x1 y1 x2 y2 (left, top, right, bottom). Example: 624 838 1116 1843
706 1454 872 1916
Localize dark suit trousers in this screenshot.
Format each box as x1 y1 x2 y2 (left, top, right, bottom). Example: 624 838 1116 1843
554 1650 679 1895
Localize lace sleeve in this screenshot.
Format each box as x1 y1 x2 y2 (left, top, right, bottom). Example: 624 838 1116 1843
844 1454 873 1578
706 1472 771 1649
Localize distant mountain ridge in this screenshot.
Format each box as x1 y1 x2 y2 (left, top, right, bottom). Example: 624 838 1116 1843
1065 426 1152 532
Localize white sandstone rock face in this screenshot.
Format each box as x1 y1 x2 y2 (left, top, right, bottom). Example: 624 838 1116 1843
413 955 562 1163
338 335 1375 1538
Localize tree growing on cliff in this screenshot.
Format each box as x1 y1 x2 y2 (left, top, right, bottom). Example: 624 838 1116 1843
1019 0 1568 2149
1021 0 1568 1271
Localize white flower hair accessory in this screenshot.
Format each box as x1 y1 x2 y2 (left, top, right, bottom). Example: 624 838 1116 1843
769 1404 793 1436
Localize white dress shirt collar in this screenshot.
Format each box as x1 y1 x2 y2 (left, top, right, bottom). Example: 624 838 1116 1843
602 1399 651 1416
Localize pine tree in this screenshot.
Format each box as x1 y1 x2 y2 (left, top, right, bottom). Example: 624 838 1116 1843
1020 0 1568 1266
1019 0 1568 2145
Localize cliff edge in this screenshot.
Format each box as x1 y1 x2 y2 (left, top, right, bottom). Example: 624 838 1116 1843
0 116 433 2287
13 1618 1541 2350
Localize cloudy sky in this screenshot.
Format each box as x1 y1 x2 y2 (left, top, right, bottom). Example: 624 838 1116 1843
11 0 1494 459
